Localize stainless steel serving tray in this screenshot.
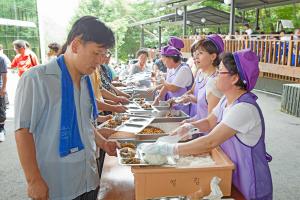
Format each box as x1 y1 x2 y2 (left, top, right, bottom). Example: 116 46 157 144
117 142 176 166
152 110 189 123
135 122 181 140
147 101 170 111
97 115 154 134
127 109 189 123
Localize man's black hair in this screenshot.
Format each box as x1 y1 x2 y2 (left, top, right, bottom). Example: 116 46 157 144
48 42 61 53
60 16 115 54
13 40 26 49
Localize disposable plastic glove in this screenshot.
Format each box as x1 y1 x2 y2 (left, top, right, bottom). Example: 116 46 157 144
142 142 177 156
171 123 196 136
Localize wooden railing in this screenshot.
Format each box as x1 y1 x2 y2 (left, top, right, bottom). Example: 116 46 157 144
182 37 300 83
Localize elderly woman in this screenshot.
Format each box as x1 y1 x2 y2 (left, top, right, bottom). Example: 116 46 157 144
146 49 273 200
129 49 149 75
152 45 194 115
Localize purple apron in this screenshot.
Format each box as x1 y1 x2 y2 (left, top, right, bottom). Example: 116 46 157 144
193 72 217 121
164 63 194 115
216 93 273 200
189 71 200 117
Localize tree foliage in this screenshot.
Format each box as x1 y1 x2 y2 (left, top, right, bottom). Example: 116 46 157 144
0 0 40 59
71 0 300 62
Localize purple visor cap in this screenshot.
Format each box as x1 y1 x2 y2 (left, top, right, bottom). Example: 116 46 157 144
206 34 224 54
168 36 184 50
160 45 182 56
233 49 259 91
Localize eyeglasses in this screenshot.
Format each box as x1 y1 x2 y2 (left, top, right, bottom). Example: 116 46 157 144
97 51 111 58
216 70 232 76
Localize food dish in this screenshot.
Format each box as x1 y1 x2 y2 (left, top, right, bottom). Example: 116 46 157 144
141 103 152 110
118 145 142 165
102 114 130 129
122 157 141 164
134 98 145 105
103 119 122 129
120 142 136 149
119 147 136 158
139 126 165 135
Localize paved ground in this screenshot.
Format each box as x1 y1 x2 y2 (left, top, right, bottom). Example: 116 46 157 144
1 72 300 199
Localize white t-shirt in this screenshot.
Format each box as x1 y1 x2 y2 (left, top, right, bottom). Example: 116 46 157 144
206 76 223 98
168 65 193 88
245 28 253 36
213 101 262 146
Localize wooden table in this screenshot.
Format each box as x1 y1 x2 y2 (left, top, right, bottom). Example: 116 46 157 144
98 156 245 200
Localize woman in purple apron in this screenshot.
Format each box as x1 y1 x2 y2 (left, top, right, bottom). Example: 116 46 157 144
180 34 224 120
152 45 193 115
148 49 273 200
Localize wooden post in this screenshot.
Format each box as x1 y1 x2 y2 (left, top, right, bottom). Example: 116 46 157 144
272 40 276 64
296 41 300 67
283 42 287 65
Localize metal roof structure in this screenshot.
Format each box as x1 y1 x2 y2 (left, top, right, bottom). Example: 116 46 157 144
217 0 300 10
129 6 245 27
157 0 300 10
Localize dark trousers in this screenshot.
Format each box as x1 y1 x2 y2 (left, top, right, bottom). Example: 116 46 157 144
72 187 100 200
96 149 106 180
0 95 6 129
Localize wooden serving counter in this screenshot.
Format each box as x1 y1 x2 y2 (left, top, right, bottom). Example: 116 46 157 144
99 148 245 200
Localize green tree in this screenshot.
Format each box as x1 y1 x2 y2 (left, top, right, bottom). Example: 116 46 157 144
71 0 300 61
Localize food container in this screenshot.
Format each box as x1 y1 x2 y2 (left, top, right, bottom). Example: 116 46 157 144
131 147 234 200
136 122 181 140
152 110 189 123
127 109 189 123
147 101 170 111
126 99 159 113
116 145 175 167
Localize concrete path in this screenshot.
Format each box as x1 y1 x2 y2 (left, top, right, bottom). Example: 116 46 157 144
0 72 299 199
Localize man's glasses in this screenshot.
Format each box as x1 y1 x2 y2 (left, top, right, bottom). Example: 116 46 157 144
97 51 111 58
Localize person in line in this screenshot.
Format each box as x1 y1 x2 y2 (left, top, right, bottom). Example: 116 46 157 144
90 65 128 114
15 16 119 200
129 49 149 75
244 23 253 37
0 44 9 142
99 60 130 99
152 45 194 115
152 54 167 75
179 35 224 121
146 49 273 200
47 42 61 61
11 40 39 76
294 28 300 40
